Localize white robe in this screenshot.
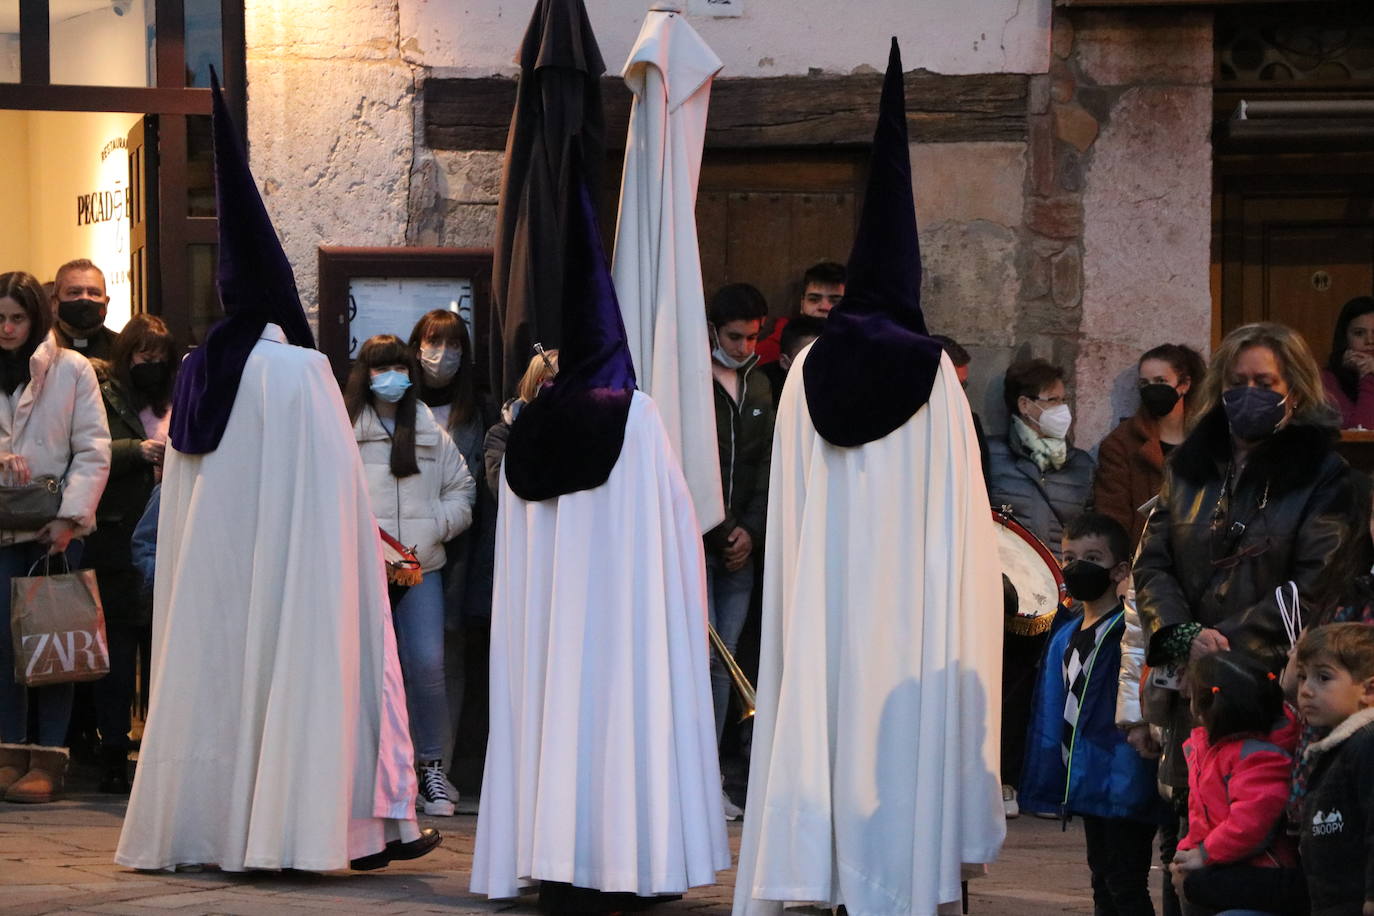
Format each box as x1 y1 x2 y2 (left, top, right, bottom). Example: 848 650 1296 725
471 391 729 898
611 8 725 534
733 351 1006 916
115 325 417 872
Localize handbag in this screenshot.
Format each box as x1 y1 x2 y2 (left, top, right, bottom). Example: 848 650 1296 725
0 475 62 530
10 554 109 687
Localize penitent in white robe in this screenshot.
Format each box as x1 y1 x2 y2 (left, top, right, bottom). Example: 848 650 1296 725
612 7 725 534
115 325 417 872
471 391 729 898
733 351 1006 916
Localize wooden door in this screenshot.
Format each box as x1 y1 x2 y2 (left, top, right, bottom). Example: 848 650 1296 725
601 150 865 316
127 116 159 319
696 150 866 317
1221 176 1374 364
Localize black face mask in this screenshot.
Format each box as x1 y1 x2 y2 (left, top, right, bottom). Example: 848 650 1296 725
58 298 105 332
129 361 170 394
1063 559 1114 602
1139 383 1181 419
1222 387 1288 442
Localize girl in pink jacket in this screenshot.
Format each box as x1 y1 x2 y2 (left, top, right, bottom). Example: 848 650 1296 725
1171 652 1306 914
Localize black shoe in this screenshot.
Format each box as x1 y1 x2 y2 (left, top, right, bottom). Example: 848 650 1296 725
98 747 131 795
349 827 442 871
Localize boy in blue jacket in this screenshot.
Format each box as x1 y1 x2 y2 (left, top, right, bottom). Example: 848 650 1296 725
1020 512 1167 916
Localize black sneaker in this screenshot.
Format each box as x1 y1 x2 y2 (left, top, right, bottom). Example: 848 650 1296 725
417 760 455 816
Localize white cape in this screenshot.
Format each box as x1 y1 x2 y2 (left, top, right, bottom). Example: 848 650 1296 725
472 391 729 898
734 351 1006 916
612 8 725 533
115 325 417 872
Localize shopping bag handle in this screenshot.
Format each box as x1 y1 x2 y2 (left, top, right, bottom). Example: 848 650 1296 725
26 552 72 577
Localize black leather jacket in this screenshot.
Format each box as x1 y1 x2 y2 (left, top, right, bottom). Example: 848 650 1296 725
1135 408 1359 672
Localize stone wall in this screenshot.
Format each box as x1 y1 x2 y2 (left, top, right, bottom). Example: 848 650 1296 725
1007 9 1213 447
245 1 1217 456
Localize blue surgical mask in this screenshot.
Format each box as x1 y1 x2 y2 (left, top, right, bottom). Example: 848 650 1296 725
370 369 411 404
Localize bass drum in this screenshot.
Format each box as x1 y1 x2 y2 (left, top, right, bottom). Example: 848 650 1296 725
992 509 1065 637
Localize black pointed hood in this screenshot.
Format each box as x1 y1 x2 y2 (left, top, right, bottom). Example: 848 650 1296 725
801 38 943 447
503 151 636 501
169 68 316 455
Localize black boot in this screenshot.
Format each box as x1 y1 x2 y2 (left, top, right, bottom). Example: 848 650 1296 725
98 746 131 794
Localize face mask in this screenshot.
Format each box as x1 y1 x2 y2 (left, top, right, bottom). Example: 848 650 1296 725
370 369 411 404
713 345 758 372
1222 387 1287 441
58 299 105 332
1139 383 1181 419
1062 560 1113 603
130 361 169 394
419 345 462 386
1035 403 1073 439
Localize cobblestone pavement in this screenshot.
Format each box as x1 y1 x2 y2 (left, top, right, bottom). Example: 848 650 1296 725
0 793 1164 914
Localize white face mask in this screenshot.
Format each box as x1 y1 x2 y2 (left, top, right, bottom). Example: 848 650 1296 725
1035 403 1073 439
419 345 462 386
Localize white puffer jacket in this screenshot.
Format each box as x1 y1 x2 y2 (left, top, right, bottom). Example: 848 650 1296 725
0 334 112 545
355 401 475 572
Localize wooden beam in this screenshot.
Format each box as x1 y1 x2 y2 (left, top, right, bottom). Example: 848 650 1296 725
424 70 1028 151
0 84 213 114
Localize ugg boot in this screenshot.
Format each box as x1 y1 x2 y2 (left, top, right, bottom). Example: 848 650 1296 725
5 746 69 803
0 745 29 794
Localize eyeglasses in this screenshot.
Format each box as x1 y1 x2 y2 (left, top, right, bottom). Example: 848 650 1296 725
1031 394 1070 407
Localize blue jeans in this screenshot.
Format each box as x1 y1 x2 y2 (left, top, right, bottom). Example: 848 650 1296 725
705 552 754 746
391 572 449 762
0 541 83 746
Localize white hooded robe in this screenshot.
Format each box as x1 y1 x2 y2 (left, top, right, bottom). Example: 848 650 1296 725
471 391 729 898
611 7 725 534
115 325 417 872
733 351 1006 915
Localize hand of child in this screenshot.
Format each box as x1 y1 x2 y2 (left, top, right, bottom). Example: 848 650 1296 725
1172 847 1205 872
1125 724 1160 759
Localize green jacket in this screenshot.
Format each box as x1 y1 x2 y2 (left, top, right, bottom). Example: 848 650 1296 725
706 360 774 554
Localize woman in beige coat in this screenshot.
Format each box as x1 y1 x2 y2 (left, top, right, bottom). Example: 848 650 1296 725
345 335 474 819
0 271 111 803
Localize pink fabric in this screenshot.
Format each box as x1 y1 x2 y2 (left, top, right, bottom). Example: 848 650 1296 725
1179 709 1299 867
1321 369 1374 429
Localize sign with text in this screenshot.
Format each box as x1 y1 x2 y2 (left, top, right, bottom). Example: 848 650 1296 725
688 0 743 17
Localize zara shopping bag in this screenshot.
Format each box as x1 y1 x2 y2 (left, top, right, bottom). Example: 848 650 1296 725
10 555 109 687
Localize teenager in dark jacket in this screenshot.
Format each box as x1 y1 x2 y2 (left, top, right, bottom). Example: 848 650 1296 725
83 316 177 794
1135 323 1360 796
1293 623 1374 916
705 283 774 820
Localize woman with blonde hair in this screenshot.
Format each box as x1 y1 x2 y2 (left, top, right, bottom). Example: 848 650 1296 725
1134 322 1360 812
482 349 557 497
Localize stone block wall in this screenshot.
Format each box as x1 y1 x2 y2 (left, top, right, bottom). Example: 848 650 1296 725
1009 9 1213 448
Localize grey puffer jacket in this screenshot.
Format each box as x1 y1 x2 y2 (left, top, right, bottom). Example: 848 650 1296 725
986 432 1094 560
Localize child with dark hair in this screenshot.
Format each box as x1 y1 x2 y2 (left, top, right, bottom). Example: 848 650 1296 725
1020 512 1167 916
1293 623 1374 916
1169 652 1304 914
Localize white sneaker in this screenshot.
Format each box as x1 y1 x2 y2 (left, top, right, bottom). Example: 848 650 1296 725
722 788 744 822
1002 784 1019 819
418 760 456 817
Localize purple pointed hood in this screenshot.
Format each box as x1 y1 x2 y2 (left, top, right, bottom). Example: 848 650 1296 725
169 68 316 455
503 152 637 501
802 38 943 447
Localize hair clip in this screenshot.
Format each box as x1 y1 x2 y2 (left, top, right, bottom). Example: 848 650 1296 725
1211 686 1221 694
1266 672 1277 681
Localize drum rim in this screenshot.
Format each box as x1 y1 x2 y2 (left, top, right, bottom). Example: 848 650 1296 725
991 508 1067 612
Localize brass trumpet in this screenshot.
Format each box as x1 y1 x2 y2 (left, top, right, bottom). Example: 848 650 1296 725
707 622 756 721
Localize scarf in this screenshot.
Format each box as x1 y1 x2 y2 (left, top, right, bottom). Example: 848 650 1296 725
1012 414 1068 472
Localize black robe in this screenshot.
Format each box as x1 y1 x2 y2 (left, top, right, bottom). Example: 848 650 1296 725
488 0 606 400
